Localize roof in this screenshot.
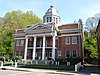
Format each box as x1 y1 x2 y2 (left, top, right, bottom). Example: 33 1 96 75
43 5 59 17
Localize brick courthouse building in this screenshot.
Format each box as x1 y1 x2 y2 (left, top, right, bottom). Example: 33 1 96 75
14 5 83 61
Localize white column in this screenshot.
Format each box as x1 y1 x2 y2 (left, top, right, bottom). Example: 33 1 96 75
42 36 46 60
24 36 28 60
32 36 37 60
52 35 55 60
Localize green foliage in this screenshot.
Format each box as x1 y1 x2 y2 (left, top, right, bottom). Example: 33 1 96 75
55 57 64 62
84 33 98 64
0 10 42 59
15 56 22 61
21 64 74 70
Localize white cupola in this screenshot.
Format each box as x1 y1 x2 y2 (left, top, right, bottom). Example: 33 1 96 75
43 5 60 26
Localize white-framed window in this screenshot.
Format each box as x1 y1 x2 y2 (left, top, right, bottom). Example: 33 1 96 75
20 40 24 46
16 40 20 46
58 50 61 58
15 50 19 56
66 50 70 58
20 50 23 56
72 36 77 44
66 37 70 44
72 50 77 57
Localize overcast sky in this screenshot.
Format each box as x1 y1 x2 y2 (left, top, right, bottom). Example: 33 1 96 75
0 0 100 25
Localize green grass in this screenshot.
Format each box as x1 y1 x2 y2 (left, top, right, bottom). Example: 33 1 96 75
4 62 12 66
0 62 14 66
20 64 75 71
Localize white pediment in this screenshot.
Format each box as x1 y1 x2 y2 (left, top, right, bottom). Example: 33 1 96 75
25 23 53 34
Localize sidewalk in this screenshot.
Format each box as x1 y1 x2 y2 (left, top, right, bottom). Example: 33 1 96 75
0 66 99 75
0 66 81 75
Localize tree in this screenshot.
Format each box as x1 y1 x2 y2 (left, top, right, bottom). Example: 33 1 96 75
84 35 98 64
0 10 42 59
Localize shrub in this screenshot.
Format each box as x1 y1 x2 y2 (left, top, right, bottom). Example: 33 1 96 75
55 58 64 62
15 56 22 61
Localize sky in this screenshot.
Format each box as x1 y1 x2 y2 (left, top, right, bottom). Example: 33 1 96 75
0 0 100 25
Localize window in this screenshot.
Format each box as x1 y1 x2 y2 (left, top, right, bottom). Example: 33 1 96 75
73 50 77 57
20 40 24 46
45 39 47 47
16 40 20 46
58 50 61 58
66 37 70 44
56 18 58 24
40 38 43 47
47 17 49 22
72 37 77 44
66 50 70 58
53 17 55 22
50 17 52 22
20 50 23 56
16 50 19 56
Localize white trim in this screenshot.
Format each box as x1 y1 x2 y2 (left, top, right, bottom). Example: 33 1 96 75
28 47 54 49
72 36 77 44
58 33 81 37
14 38 25 40
26 33 53 37
60 28 82 34
65 37 70 45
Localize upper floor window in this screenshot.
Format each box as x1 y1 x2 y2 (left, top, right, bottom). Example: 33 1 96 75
16 40 20 46
72 50 77 57
66 37 70 44
20 40 24 46
72 37 77 44
66 50 70 58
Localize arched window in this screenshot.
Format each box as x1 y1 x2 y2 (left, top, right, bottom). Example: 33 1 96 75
73 50 77 57
66 50 70 58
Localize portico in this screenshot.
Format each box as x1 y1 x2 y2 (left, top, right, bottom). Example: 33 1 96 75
24 32 56 61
